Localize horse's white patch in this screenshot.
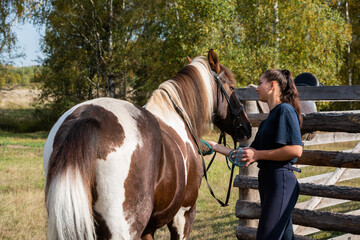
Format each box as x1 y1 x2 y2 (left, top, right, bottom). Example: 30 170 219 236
93 98 144 239
189 57 214 119
173 206 191 240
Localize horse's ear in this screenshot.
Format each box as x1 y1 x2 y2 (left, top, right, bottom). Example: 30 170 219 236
208 49 221 74
187 56 192 63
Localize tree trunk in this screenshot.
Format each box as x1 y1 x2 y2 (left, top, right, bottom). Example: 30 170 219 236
346 0 353 109
274 1 279 67
107 0 115 98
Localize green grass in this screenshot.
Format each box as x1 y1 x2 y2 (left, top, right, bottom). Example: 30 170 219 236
0 130 48 148
0 131 47 240
0 130 359 239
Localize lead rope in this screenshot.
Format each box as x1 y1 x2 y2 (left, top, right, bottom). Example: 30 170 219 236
204 131 238 207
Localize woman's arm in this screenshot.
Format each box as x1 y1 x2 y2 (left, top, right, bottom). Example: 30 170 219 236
207 140 233 156
242 145 303 167
207 141 303 168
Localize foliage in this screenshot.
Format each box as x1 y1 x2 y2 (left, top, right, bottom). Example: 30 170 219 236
329 0 360 87
0 0 25 64
0 65 40 88
38 0 240 110
234 0 351 87
36 0 352 122
0 108 49 133
0 0 45 65
1 0 356 126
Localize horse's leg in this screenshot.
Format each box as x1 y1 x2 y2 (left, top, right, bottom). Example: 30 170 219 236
167 205 196 240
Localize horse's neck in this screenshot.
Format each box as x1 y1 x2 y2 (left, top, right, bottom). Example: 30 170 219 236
145 100 201 158
145 93 191 132
145 85 208 141
146 102 183 129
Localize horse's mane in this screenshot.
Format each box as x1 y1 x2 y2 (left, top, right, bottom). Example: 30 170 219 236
146 57 215 139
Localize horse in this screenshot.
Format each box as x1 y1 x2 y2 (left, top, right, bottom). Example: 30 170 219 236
43 49 252 240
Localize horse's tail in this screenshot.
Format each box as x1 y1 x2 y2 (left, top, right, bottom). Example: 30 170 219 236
45 117 100 240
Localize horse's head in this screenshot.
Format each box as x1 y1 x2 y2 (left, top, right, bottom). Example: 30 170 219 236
207 49 252 143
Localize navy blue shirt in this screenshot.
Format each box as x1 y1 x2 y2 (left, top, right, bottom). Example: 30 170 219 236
250 103 302 167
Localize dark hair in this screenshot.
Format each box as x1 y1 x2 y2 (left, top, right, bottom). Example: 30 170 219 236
262 69 302 126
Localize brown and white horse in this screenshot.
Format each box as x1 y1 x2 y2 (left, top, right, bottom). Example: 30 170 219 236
43 50 252 240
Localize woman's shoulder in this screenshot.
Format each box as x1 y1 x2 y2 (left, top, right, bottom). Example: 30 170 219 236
274 103 298 118
277 103 300 124
277 103 296 112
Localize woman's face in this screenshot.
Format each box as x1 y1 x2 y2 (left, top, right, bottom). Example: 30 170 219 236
256 76 272 102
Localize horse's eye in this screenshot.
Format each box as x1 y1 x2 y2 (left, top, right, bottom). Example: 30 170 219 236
229 86 235 91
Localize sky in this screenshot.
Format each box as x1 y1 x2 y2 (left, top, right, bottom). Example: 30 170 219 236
12 22 45 67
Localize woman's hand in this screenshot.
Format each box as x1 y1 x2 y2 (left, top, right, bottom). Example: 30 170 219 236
241 147 258 167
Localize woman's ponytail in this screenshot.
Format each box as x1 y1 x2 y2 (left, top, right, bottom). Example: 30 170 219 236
280 70 302 127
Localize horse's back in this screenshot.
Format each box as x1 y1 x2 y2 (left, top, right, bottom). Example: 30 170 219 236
44 97 162 239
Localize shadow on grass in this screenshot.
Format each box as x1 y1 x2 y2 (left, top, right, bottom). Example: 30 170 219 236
0 108 49 133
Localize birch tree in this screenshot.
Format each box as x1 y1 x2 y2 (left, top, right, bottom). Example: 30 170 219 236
235 0 351 86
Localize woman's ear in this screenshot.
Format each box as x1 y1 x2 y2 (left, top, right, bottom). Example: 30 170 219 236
271 81 279 90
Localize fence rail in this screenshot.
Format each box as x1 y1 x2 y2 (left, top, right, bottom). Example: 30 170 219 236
234 175 360 202
303 132 360 146
235 200 360 235
235 85 360 101
297 150 360 168
248 112 360 133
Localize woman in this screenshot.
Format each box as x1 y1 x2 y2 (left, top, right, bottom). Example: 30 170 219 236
208 69 303 240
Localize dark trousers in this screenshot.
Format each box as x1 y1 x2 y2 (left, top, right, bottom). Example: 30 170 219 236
256 167 299 240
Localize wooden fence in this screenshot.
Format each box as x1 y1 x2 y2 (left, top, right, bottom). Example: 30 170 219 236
233 85 360 240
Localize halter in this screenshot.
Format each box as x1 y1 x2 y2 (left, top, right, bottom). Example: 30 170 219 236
209 70 252 206
212 70 246 135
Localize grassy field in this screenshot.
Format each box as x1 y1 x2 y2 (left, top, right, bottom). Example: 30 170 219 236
0 130 48 240
0 129 359 239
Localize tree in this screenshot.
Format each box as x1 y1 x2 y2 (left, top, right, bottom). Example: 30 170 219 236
37 0 352 124
329 0 360 86
0 0 25 64
38 0 240 108
234 0 351 86
0 0 44 65
129 0 242 104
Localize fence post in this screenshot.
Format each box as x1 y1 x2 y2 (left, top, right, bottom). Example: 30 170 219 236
238 100 260 228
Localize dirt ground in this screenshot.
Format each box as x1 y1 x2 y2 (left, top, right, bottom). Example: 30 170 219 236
0 88 41 108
